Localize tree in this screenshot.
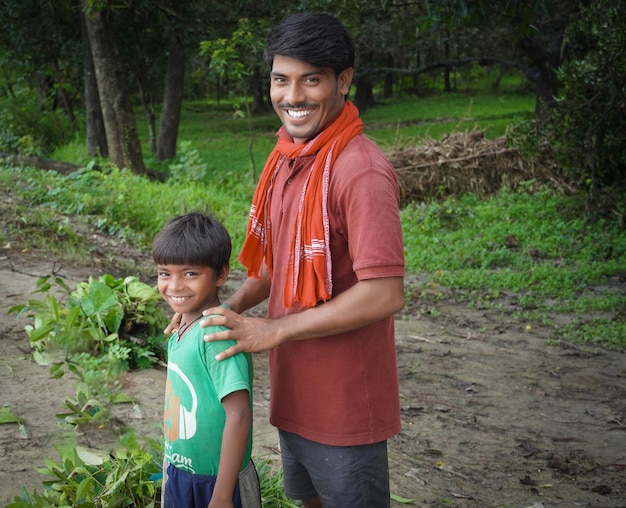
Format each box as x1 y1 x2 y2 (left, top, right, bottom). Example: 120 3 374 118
81 10 107 157
417 0 581 119
157 39 186 161
544 0 626 205
82 1 146 174
0 0 82 154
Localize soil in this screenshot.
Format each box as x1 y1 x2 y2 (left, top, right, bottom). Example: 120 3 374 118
1 228 625 507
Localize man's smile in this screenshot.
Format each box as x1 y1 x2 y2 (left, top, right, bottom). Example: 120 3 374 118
284 108 316 119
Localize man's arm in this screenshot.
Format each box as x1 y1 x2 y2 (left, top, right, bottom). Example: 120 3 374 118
222 270 271 314
203 276 404 361
209 389 251 508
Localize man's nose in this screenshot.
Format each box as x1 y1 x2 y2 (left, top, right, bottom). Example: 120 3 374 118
284 82 306 105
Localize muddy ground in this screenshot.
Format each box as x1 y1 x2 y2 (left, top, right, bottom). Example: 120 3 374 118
1 228 625 508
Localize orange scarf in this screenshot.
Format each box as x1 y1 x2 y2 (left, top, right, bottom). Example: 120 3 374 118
239 100 363 308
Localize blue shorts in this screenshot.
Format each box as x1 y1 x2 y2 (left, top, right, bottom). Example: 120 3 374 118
163 463 243 508
279 430 391 508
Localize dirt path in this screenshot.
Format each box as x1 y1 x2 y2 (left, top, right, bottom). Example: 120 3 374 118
1 249 625 507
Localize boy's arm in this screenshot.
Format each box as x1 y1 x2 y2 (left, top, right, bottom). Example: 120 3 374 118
208 389 252 508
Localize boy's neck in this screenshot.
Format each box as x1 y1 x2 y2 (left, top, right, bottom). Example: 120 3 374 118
180 297 221 327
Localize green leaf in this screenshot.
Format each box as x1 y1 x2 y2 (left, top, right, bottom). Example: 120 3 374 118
125 278 158 300
32 349 52 366
0 407 23 424
391 493 416 504
75 475 94 500
76 447 104 466
26 323 55 343
110 392 137 404
7 303 26 315
65 305 82 330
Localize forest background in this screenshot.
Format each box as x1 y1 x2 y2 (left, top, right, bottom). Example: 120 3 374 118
0 0 625 506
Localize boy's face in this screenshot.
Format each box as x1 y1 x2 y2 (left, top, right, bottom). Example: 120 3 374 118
270 54 353 144
156 264 228 317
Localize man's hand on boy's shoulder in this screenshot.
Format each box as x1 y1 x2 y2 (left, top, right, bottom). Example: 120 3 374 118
164 312 182 334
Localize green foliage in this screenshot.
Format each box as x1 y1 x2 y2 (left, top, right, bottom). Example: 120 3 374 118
401 188 626 347
8 273 169 372
8 163 253 263
199 17 269 97
555 318 626 348
541 0 626 202
0 88 72 156
5 432 162 508
167 140 207 182
256 458 301 508
55 382 109 427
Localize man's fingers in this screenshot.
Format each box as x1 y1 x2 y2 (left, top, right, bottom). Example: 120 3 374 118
164 312 182 334
203 327 232 343
214 344 240 362
200 314 229 329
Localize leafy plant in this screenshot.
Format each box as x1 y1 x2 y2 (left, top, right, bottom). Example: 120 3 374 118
5 432 162 508
9 274 169 371
167 140 207 182
256 458 301 508
524 0 626 215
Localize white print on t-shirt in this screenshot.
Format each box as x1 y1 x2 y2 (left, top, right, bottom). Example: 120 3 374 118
165 362 198 440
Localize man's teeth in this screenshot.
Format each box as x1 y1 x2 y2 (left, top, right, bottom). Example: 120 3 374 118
170 296 189 303
288 109 313 118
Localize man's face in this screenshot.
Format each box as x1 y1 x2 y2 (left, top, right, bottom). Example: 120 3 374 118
270 54 353 144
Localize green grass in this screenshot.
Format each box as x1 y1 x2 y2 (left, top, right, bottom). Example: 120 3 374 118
4 89 626 348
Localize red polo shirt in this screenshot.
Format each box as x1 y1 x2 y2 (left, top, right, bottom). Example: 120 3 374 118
266 131 405 446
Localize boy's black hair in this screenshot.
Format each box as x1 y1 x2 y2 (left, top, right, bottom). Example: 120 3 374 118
152 212 231 274
263 12 355 76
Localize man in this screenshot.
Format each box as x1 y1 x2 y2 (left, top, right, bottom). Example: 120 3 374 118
200 12 405 508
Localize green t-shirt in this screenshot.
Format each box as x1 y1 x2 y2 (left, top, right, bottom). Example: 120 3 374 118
163 318 253 476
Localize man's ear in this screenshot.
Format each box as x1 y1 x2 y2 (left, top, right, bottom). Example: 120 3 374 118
338 67 353 96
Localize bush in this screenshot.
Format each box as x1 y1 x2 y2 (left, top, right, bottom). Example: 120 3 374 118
546 0 626 203
9 274 169 374
0 88 72 156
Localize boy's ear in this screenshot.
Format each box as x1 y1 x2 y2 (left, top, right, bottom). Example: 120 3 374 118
215 265 230 288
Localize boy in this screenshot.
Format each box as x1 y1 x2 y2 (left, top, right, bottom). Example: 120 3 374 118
152 212 261 508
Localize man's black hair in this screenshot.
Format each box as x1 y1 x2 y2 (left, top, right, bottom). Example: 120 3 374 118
264 12 355 76
152 212 231 275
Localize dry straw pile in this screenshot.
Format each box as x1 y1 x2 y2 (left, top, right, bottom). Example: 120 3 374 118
387 129 564 204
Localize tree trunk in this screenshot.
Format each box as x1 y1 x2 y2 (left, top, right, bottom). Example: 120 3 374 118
383 54 394 99
157 41 186 161
138 78 157 154
519 29 562 121
444 38 452 93
81 12 107 157
250 68 268 114
83 3 146 174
